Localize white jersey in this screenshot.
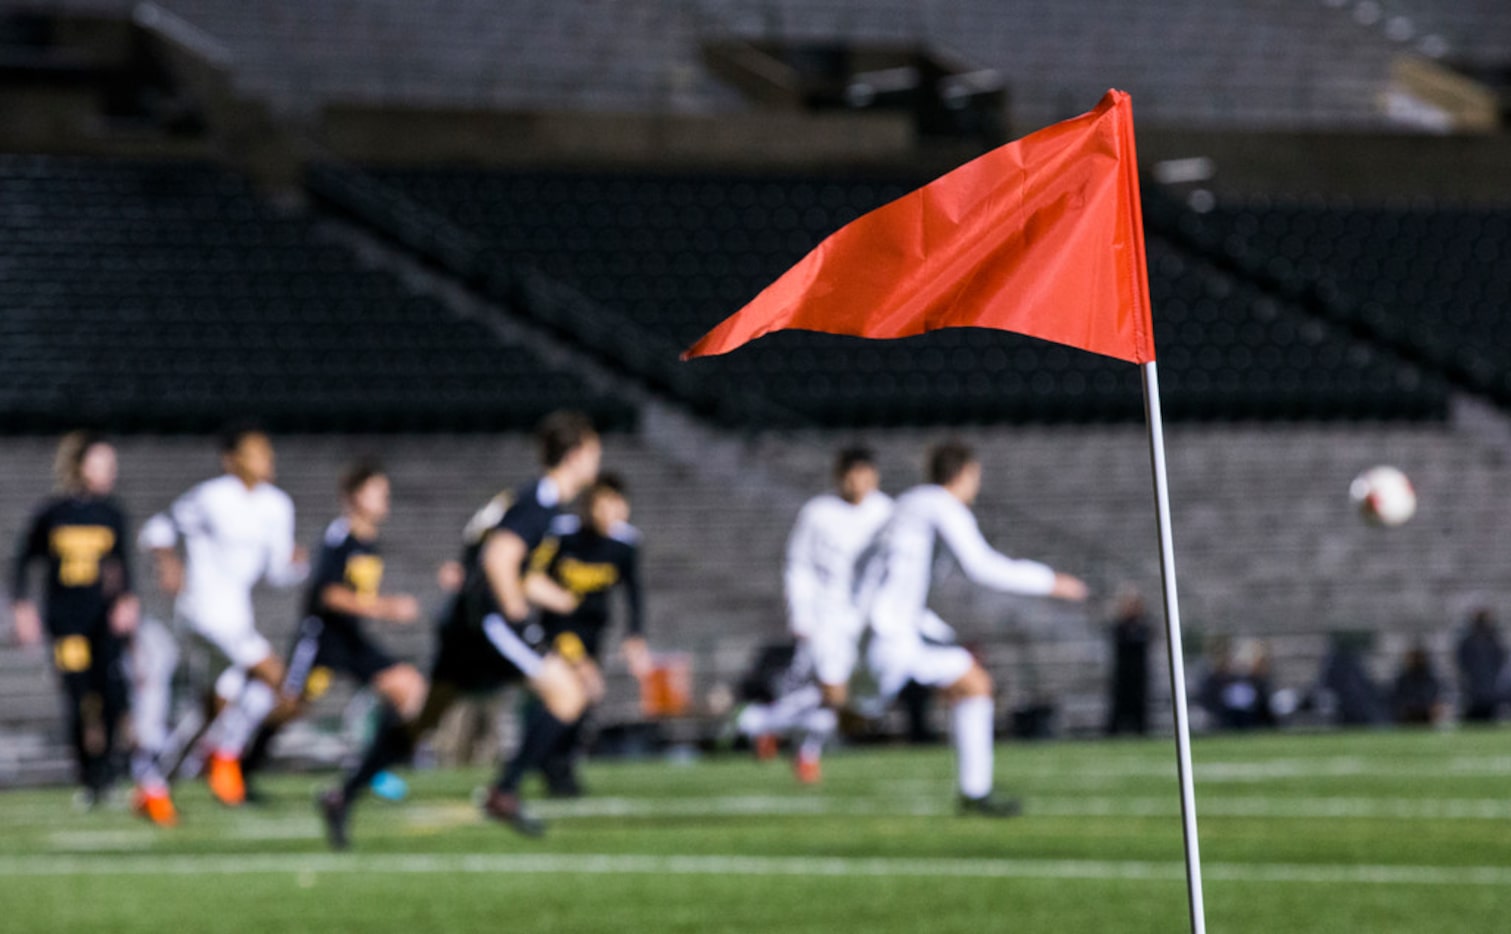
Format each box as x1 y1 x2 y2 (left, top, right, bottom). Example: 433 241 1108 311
784 490 893 640
140 474 307 633
860 484 1055 640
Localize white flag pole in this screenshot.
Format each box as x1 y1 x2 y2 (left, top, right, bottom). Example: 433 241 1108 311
1141 359 1207 934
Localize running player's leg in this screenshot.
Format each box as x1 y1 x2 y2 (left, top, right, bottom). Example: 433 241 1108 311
126 617 178 824
538 648 599 796
318 629 460 850
734 642 819 755
97 630 133 793
869 620 1014 815
241 617 334 793
792 630 856 781
53 637 105 803
194 615 283 807
485 617 587 834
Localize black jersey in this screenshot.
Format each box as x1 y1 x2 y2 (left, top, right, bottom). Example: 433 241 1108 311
532 515 643 659
282 518 397 699
11 496 132 634
459 478 565 627
305 517 384 633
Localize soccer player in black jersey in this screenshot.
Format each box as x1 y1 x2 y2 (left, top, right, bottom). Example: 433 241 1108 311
525 473 651 795
319 411 601 848
238 462 424 793
9 433 142 811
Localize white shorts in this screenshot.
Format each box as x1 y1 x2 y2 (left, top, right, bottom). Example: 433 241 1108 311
802 626 860 688
185 611 273 671
867 629 975 700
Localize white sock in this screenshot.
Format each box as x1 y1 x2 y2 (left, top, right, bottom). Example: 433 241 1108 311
763 685 824 734
797 707 837 760
737 703 771 737
130 748 167 793
211 679 276 758
951 696 995 799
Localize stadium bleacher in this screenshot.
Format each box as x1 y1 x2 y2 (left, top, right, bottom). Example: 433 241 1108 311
89 0 1417 131
313 163 1451 426
0 155 634 433
1168 197 1511 407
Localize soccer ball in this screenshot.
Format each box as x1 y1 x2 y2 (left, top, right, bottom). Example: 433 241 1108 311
1349 466 1416 527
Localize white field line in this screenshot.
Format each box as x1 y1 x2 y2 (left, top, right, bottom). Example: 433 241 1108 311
531 793 1511 821
40 793 1511 852
1007 754 1511 783
2 852 1509 888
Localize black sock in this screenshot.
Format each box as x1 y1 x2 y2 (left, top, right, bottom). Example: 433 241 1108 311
242 721 280 780
497 704 569 794
542 715 585 786
340 703 411 802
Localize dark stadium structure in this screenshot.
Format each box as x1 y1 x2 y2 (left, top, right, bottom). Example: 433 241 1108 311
0 156 634 434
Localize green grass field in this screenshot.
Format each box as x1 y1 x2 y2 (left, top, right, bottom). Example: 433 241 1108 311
5 728 1511 932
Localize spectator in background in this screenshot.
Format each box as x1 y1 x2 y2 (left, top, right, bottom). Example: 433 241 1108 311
1105 586 1152 736
1198 637 1275 730
1315 634 1387 727
1455 608 1506 723
1391 642 1445 726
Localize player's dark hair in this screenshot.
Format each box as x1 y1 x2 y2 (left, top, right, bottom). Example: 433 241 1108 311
54 430 106 493
339 459 386 498
537 410 597 468
927 440 976 486
834 446 876 479
587 472 627 503
218 420 267 455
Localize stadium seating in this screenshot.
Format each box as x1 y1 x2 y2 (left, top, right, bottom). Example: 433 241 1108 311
0 155 634 433
28 0 1412 131
1166 196 1511 408
314 164 1450 426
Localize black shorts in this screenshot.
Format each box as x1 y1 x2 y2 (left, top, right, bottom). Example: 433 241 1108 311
541 616 608 662
429 609 543 694
284 617 397 700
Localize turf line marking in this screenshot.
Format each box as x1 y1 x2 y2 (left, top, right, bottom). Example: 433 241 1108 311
1004 754 1511 782
40 793 1511 851
2 853 1509 887
534 794 1511 822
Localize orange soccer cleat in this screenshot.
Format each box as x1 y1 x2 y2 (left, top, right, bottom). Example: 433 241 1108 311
206 752 246 807
754 733 779 761
794 751 822 785
132 786 178 827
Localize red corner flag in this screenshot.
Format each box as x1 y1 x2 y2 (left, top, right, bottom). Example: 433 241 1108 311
682 89 1155 365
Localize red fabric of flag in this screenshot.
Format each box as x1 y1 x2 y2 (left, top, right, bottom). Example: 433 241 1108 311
682 89 1155 365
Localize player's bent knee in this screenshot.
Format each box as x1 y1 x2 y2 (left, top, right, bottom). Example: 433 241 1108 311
533 660 587 722
946 663 992 701
378 665 427 719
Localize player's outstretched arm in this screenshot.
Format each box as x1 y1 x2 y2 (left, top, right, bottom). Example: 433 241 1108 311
1050 573 1089 602
523 571 580 615
620 635 652 679
319 584 421 624
935 496 1058 596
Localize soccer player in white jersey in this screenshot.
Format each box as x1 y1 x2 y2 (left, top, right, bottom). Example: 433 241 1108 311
858 440 1087 815
140 426 308 807
737 446 892 782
